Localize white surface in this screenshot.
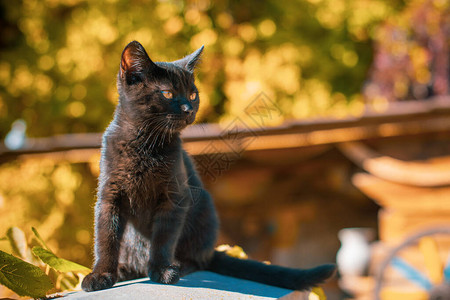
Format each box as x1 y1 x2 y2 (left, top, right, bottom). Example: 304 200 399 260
63 271 305 300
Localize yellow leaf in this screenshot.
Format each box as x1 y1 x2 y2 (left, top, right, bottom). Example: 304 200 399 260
309 287 327 300
216 244 248 259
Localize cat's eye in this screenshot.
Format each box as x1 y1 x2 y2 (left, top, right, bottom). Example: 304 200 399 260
189 92 197 101
161 90 173 99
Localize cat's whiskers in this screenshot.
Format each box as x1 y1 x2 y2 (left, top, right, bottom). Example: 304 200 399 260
151 124 166 149
144 121 165 152
159 118 172 147
147 118 169 152
167 122 173 143
137 121 157 152
169 121 178 141
136 117 167 154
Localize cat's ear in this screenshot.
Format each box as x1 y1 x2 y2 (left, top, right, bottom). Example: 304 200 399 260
173 45 204 72
120 41 157 84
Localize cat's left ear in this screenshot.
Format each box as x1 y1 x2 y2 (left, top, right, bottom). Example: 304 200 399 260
173 45 204 72
120 41 158 85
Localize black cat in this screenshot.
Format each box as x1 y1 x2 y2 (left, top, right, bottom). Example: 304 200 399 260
81 40 336 292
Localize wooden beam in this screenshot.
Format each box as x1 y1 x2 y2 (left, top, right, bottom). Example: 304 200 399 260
352 173 450 211
342 143 450 187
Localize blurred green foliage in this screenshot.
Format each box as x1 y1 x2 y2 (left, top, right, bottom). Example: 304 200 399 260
0 159 97 270
0 0 406 138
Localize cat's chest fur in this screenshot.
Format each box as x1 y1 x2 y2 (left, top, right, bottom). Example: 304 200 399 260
114 139 175 213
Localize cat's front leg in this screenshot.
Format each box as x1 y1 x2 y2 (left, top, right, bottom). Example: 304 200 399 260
148 201 187 285
82 183 125 291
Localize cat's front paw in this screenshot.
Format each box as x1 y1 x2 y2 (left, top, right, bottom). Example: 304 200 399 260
82 272 117 292
149 265 180 285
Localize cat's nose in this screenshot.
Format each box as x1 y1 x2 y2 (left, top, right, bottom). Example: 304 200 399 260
181 104 193 116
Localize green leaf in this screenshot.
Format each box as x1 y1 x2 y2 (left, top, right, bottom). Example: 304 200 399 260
6 227 28 259
31 227 50 250
32 247 91 273
0 249 53 298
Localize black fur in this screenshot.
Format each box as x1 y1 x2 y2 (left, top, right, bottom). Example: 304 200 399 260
81 41 336 292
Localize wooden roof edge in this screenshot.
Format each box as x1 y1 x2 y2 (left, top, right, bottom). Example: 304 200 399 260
184 95 450 140
1 96 449 160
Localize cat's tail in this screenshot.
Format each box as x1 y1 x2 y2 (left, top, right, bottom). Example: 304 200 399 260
206 250 336 291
